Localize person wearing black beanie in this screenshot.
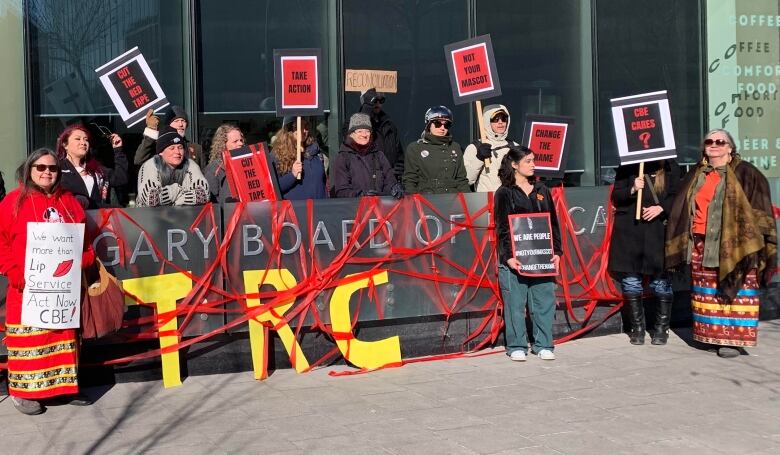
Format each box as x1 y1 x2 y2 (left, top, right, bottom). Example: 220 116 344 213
133 104 206 167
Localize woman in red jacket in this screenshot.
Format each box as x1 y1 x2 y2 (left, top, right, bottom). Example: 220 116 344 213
0 148 95 415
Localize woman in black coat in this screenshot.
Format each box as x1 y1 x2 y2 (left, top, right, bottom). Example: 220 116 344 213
56 124 128 209
608 159 681 345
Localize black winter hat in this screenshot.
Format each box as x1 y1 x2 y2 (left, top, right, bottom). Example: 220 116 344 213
360 88 385 106
163 105 188 125
156 126 186 154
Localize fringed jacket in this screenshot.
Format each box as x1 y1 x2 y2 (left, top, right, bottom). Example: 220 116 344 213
665 156 777 301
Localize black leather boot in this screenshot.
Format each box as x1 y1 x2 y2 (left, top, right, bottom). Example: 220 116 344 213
624 294 645 345
651 294 673 345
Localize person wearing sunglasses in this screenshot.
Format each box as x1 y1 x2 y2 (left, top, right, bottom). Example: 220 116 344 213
463 104 519 192
608 158 681 345
666 129 776 358
403 105 470 194
358 88 405 182
56 124 128 209
0 148 96 415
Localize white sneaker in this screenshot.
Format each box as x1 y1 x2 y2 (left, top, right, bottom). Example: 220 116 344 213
537 349 555 360
509 350 527 362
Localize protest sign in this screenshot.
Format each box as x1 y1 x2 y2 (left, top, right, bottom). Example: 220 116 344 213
610 91 676 165
274 49 326 116
522 115 574 178
345 69 398 93
444 35 501 105
95 47 169 127
21 222 85 329
224 142 280 202
508 213 557 277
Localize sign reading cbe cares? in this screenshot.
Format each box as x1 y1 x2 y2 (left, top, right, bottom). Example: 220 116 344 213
95 47 169 127
21 222 85 329
508 213 556 277
610 90 677 165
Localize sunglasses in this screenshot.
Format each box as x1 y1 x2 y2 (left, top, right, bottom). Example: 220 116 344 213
431 120 451 129
703 138 729 147
33 164 59 172
490 114 508 123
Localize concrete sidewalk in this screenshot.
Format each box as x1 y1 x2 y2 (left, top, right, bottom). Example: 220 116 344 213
1 321 779 455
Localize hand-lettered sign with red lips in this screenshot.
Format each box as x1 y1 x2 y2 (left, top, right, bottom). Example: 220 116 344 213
95 47 169 127
610 91 677 165
274 49 327 116
444 35 502 105
521 114 574 178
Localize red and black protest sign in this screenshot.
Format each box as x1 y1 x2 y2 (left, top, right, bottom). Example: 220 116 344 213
224 142 280 202
521 115 574 178
508 213 557 277
95 47 168 127
273 49 326 116
444 35 501 105
610 91 677 165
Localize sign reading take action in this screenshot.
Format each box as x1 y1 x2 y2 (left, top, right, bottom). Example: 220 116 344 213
508 213 556 277
274 49 326 116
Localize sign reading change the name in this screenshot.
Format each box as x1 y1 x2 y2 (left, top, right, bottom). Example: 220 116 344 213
274 48 326 116
22 222 85 329
610 91 676 165
95 47 169 127
444 35 502 105
522 114 573 178
508 213 556 277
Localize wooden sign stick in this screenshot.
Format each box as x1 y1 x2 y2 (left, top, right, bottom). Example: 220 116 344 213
296 116 302 180
475 100 491 169
635 161 645 220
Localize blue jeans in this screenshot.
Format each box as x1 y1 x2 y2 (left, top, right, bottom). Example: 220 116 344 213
498 264 556 355
620 273 672 297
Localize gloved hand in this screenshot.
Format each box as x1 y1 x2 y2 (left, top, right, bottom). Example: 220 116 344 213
476 143 493 161
7 267 25 290
390 183 404 200
145 109 159 130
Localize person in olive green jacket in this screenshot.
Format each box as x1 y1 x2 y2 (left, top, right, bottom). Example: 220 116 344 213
403 106 470 194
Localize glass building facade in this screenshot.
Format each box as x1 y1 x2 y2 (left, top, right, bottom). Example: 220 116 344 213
3 1 777 195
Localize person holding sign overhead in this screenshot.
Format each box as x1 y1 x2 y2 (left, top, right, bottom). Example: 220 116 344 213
666 129 776 358
272 117 328 200
463 104 518 192
136 126 210 207
403 106 470 194
608 159 681 345
204 124 246 203
493 145 562 362
56 124 128 209
0 149 95 415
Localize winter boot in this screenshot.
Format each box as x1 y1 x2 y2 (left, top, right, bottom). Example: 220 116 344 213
651 294 673 345
624 294 645 345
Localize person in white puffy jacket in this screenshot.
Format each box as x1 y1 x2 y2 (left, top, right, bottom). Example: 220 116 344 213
463 104 519 192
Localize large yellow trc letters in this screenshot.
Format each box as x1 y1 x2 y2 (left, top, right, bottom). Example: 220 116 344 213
329 271 401 369
243 269 310 379
122 273 193 388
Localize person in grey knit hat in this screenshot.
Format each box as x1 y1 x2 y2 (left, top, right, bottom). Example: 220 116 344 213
333 113 402 198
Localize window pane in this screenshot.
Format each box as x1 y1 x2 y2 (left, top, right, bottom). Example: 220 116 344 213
596 0 703 178
476 0 594 185
28 0 187 148
343 0 469 148
197 0 328 113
